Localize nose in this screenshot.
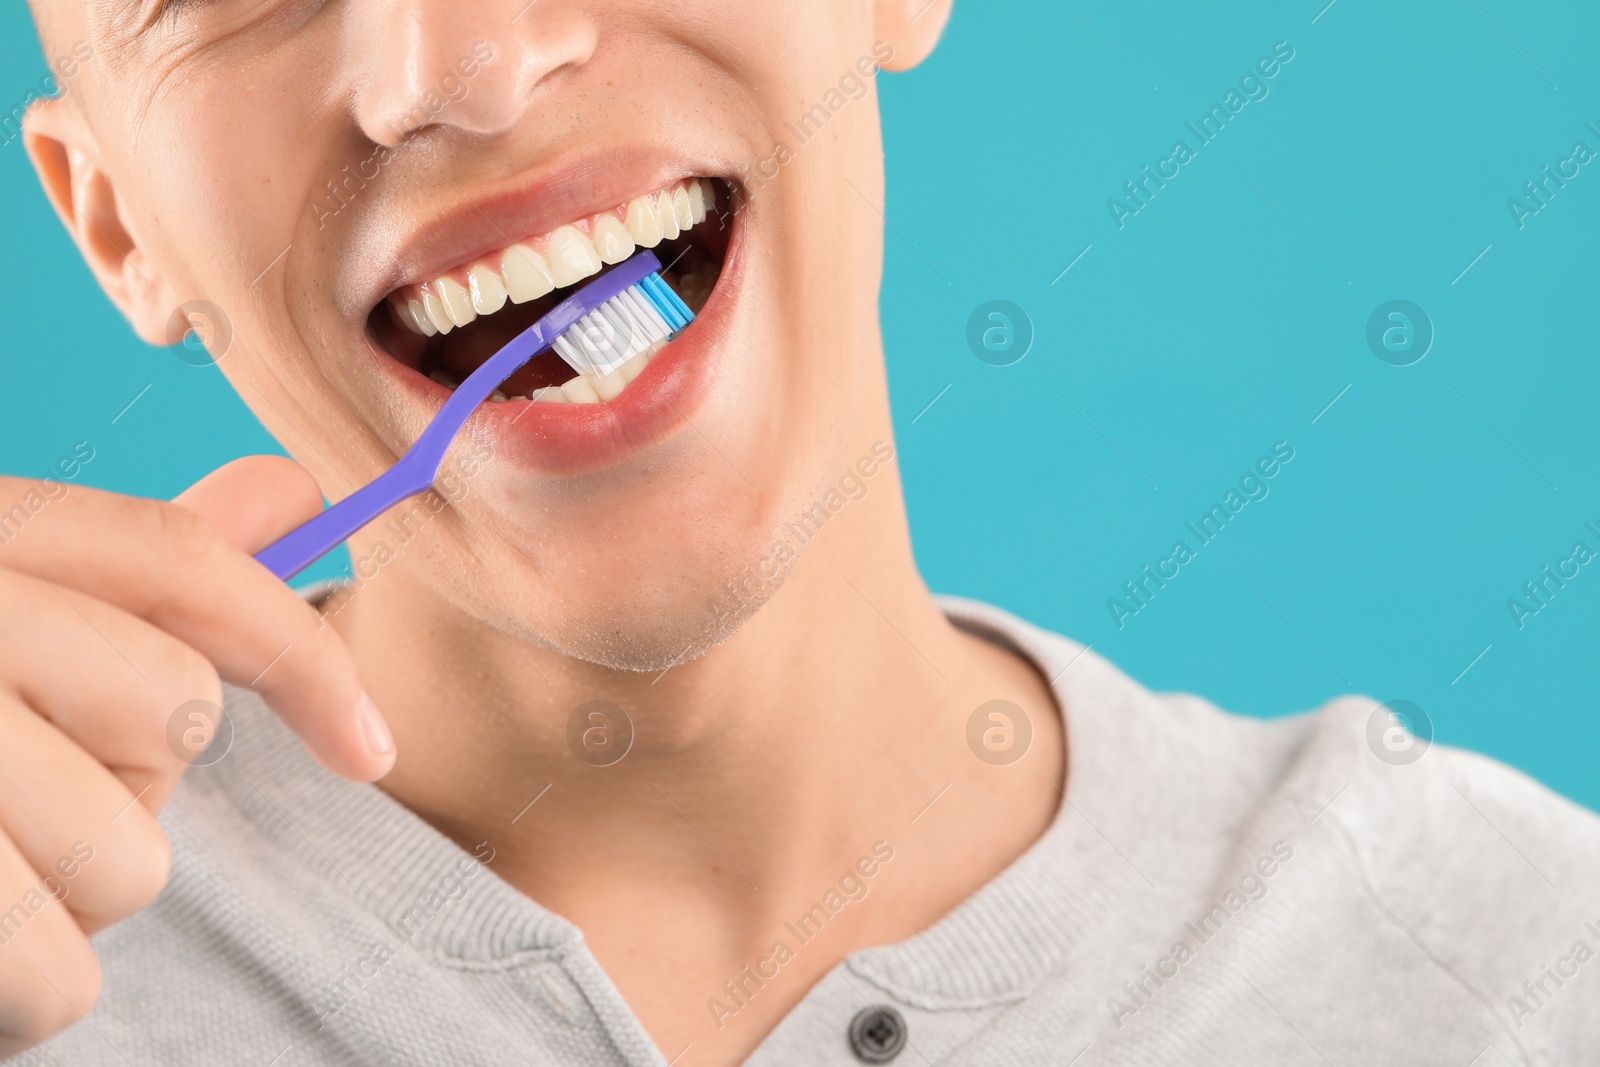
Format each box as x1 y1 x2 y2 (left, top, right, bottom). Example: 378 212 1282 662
347 1 599 147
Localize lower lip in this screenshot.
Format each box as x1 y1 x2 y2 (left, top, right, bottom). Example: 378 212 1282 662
367 213 744 477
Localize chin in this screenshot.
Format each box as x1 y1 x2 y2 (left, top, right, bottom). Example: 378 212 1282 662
530 572 785 675
404 496 800 674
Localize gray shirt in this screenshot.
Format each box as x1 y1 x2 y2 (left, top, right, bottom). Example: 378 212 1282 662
17 598 1600 1065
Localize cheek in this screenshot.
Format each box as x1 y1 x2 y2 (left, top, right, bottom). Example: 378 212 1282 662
756 120 886 462
128 62 334 276
117 58 350 405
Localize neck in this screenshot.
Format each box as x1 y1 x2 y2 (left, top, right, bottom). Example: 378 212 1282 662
327 419 1063 1061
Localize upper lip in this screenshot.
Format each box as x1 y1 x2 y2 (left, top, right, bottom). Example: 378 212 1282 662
352 145 727 319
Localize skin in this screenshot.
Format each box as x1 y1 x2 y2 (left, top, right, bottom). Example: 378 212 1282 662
10 2 1062 1063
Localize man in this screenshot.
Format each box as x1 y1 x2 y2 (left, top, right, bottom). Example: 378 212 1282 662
4 2 1597 1064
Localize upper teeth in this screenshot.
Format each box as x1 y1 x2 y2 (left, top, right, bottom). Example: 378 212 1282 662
391 178 713 337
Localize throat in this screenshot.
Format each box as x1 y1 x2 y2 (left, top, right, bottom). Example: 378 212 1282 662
320 519 1063 1067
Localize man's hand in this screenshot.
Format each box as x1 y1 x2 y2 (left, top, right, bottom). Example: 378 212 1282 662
0 456 392 1055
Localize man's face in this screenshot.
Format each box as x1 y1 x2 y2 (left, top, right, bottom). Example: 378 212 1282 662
34 1 909 669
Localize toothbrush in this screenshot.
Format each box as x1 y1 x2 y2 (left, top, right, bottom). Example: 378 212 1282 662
254 249 694 581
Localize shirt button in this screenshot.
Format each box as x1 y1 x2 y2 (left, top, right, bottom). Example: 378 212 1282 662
848 1005 907 1063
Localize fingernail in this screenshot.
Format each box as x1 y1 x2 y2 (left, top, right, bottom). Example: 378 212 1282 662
358 692 395 757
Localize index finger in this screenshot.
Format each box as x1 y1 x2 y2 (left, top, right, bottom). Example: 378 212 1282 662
0 476 394 782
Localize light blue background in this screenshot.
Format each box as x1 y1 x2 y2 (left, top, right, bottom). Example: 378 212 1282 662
4 2 1597 810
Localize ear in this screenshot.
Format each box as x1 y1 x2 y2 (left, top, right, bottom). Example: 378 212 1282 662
872 0 953 72
23 97 185 346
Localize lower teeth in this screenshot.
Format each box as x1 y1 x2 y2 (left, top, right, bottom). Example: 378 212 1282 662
548 338 669 404
434 336 673 405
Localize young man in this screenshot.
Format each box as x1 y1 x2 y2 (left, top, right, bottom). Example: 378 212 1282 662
5 2 1597 1064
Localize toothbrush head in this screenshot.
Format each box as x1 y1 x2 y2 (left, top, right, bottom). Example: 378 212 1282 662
551 267 694 379
410 249 693 455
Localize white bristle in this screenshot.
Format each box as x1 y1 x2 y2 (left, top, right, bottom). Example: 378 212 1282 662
552 283 676 378
610 297 654 347
619 290 668 343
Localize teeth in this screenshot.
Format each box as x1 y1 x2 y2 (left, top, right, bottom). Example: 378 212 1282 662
421 290 455 334
592 368 627 401
387 179 721 365
590 215 636 265
672 187 694 231
429 332 671 409
625 196 664 247
547 225 603 287
560 376 603 404
438 277 476 328
618 348 651 382
688 180 708 224
657 192 681 241
404 299 438 337
468 264 508 316
503 244 555 303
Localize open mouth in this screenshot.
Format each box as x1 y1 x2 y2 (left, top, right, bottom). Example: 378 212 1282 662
369 177 731 405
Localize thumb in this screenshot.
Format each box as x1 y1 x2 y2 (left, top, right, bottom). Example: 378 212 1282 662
172 455 325 555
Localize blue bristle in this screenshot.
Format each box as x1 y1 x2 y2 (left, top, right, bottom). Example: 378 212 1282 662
660 278 695 325
638 275 674 329
641 274 692 331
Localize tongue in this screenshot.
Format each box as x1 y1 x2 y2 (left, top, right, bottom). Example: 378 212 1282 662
445 333 574 396
438 296 549 378
495 353 577 397
436 294 579 395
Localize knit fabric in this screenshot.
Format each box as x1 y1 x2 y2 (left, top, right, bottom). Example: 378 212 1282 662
17 597 1600 1065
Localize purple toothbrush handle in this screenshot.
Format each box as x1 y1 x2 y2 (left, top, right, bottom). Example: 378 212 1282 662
255 250 663 581
253 462 436 581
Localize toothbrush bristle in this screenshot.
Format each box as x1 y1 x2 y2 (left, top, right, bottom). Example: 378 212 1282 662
552 272 695 378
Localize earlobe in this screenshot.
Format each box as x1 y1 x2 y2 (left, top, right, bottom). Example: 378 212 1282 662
872 0 953 72
23 98 182 346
